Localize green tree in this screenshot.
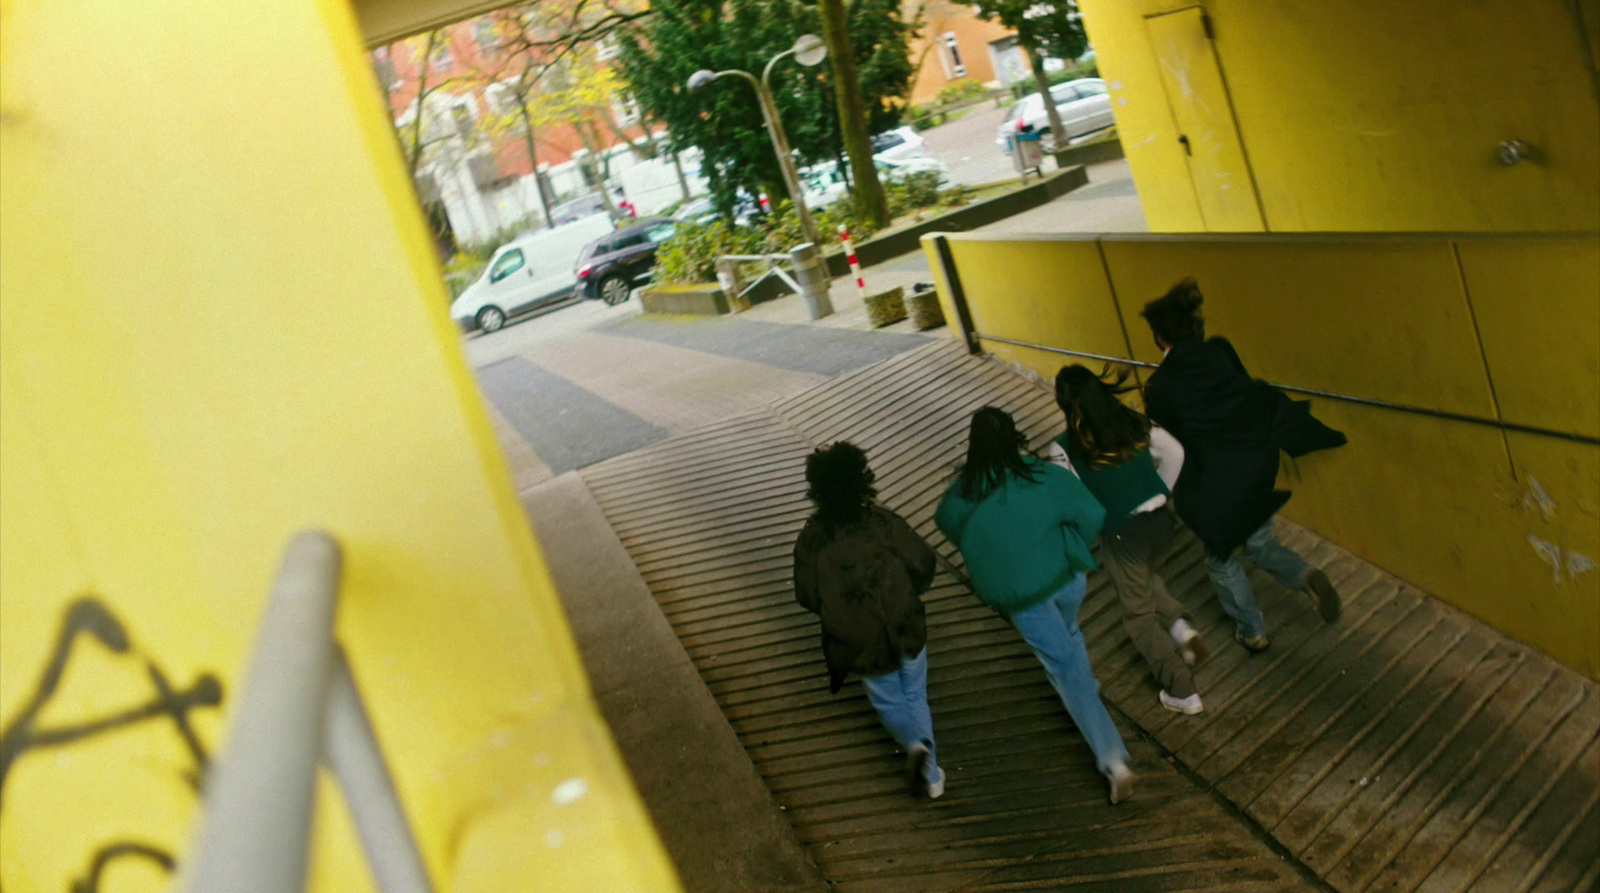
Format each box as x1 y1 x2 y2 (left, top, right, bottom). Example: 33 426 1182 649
964 0 1088 152
618 0 915 223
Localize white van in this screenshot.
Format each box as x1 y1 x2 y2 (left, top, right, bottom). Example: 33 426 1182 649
450 214 615 333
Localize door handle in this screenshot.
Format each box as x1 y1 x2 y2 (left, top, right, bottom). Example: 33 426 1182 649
1178 135 1192 156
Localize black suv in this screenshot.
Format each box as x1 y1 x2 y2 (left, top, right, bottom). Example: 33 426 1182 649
574 218 676 305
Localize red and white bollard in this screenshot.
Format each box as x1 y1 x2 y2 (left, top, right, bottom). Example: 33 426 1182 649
839 225 866 301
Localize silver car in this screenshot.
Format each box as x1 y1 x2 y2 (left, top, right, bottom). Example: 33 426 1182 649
996 78 1114 154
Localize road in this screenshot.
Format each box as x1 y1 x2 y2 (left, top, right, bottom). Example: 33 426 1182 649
919 102 1020 186
463 133 1146 489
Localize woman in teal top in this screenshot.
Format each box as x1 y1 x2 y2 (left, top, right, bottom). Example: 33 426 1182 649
1053 364 1207 718
936 406 1134 804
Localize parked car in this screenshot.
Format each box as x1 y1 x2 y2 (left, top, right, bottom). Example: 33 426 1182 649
673 192 760 227
548 187 635 226
450 214 616 333
870 126 929 162
574 217 677 305
995 78 1114 154
798 156 951 209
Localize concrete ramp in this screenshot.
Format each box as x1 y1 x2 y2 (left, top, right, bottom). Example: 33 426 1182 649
581 339 1599 893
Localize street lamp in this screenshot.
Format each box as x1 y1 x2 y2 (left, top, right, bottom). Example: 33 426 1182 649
688 34 828 248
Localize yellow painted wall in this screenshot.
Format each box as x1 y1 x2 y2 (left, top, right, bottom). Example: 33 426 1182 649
922 231 1600 679
0 1 678 891
1078 0 1600 233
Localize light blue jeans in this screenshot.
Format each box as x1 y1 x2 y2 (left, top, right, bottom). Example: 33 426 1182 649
1008 572 1129 772
860 648 940 783
1204 516 1311 639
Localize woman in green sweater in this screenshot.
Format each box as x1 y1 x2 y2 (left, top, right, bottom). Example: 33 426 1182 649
936 407 1135 804
1052 365 1208 717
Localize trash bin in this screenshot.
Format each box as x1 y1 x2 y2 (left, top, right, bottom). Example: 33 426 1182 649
1011 129 1045 179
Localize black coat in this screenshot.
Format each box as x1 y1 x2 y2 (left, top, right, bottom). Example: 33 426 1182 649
793 505 937 693
1144 337 1346 557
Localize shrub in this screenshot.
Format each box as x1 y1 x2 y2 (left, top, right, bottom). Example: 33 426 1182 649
934 79 988 107
654 218 762 285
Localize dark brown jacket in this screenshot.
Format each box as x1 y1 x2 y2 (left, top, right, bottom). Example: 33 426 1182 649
793 506 937 693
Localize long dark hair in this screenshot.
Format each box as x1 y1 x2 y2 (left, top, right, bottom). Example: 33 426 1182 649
1141 277 1206 347
1055 364 1151 470
805 441 877 527
958 406 1039 501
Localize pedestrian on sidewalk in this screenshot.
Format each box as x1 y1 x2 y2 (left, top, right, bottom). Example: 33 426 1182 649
1140 278 1348 654
1050 364 1208 716
935 407 1136 804
793 442 946 799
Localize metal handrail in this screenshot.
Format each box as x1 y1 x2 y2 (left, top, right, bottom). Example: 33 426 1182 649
178 530 434 893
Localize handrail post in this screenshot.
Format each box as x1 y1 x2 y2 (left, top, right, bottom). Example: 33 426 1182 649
178 530 342 893
325 644 435 893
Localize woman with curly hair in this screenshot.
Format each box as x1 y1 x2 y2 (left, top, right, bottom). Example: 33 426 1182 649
794 441 944 799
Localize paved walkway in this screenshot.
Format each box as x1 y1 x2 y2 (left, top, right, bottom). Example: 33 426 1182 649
562 339 1599 893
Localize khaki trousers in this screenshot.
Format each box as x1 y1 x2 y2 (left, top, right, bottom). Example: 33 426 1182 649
1101 509 1197 699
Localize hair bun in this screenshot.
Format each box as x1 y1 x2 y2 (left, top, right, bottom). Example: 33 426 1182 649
1175 277 1204 311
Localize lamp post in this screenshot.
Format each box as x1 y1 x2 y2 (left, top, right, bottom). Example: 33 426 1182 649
688 34 827 248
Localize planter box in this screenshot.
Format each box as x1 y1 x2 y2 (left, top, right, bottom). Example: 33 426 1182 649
823 166 1089 277
907 284 945 331
639 283 730 316
1053 137 1125 169
864 286 907 327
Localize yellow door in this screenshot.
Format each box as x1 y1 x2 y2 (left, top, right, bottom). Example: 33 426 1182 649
1146 7 1266 231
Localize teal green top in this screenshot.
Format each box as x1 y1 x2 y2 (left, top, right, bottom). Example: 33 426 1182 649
1055 432 1169 534
934 458 1105 615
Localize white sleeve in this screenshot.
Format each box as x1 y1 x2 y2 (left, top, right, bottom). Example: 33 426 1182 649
1045 441 1079 477
1148 425 1185 491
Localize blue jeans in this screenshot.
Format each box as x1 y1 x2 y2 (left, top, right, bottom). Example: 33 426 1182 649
1204 516 1311 639
1008 572 1129 772
860 648 939 783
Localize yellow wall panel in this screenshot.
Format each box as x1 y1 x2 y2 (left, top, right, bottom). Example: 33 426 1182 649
1456 236 1600 438
1101 237 1498 417
1078 0 1600 232
0 0 678 889
927 231 1599 677
949 238 1131 361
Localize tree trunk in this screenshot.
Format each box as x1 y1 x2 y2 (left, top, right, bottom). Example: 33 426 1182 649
818 0 889 227
669 147 692 202
406 29 441 178
576 123 625 223
1024 37 1067 156
516 100 556 228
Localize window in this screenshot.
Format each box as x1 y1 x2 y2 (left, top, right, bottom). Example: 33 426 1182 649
595 34 620 61
646 223 676 243
372 47 398 88
489 248 525 282
871 131 905 153
451 105 473 137
943 33 966 78
1076 80 1107 96
473 20 498 52
610 94 641 126
430 41 454 72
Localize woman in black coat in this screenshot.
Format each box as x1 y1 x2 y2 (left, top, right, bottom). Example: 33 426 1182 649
1140 279 1345 652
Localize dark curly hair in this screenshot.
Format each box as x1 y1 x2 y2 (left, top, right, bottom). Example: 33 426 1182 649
805 441 877 527
1141 277 1206 348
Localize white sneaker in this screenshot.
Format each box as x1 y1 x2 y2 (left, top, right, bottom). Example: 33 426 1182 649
1170 619 1209 666
1106 760 1135 805
906 742 930 797
926 766 946 800
1160 690 1205 715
